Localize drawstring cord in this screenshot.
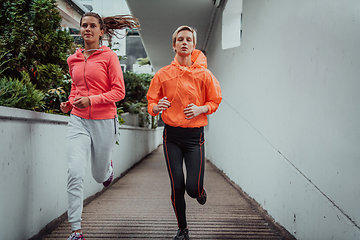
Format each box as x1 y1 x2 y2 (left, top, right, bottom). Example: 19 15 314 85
81 48 104 53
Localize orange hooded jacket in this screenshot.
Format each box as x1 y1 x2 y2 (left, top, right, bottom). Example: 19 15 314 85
67 46 125 120
147 49 222 128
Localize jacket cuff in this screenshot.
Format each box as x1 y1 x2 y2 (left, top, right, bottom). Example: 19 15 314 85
148 103 158 116
205 102 218 115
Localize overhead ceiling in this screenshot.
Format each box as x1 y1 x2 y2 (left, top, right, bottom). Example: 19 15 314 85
126 0 219 71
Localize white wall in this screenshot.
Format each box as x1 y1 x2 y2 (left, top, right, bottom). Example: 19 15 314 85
204 1 360 239
0 106 163 240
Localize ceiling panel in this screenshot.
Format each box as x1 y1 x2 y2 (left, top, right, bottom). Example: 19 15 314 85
126 0 216 71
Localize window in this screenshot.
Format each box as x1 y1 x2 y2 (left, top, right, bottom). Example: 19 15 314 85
68 27 84 46
222 0 242 49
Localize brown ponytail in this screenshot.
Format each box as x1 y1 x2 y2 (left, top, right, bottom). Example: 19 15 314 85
80 12 140 43
103 15 140 40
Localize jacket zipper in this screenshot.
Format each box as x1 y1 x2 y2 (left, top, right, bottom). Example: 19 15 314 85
83 58 91 119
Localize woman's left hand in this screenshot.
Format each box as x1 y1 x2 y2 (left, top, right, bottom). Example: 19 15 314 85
184 104 208 120
73 97 91 109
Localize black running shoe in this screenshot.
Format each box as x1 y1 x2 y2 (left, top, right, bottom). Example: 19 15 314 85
102 160 113 187
196 188 207 205
173 228 189 240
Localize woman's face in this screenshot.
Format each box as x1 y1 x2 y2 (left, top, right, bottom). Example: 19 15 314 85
80 16 104 45
173 30 195 56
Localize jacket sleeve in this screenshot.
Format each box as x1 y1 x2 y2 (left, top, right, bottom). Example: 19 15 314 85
204 71 222 115
146 73 162 116
88 53 125 105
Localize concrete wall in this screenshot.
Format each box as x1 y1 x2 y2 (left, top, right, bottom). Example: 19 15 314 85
0 106 163 240
121 111 158 128
204 1 360 239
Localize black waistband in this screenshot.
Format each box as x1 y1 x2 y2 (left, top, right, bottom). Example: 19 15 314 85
165 124 204 133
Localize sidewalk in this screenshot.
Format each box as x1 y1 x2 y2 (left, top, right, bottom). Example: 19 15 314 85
42 146 294 239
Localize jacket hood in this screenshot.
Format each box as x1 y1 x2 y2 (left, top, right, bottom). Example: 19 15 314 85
172 49 208 69
75 45 112 58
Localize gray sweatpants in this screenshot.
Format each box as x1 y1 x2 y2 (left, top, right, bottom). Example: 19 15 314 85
66 114 118 231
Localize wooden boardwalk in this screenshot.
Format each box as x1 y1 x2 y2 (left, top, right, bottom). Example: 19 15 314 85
40 146 294 239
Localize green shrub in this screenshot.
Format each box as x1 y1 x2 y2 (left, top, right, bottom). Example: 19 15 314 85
115 71 157 128
119 71 153 113
35 63 65 91
0 72 44 110
0 0 74 112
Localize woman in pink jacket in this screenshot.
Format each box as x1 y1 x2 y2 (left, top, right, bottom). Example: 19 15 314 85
60 12 139 240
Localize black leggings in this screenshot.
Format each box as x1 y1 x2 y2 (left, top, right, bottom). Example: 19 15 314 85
163 124 205 230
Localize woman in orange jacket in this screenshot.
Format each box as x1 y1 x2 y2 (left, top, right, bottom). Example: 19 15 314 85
60 12 139 240
147 25 222 240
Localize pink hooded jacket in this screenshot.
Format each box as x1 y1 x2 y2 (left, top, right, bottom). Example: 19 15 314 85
67 46 125 120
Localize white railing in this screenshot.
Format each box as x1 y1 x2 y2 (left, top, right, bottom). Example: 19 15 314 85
0 106 163 240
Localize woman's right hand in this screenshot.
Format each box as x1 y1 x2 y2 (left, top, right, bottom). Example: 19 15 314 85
153 97 171 114
60 101 72 113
